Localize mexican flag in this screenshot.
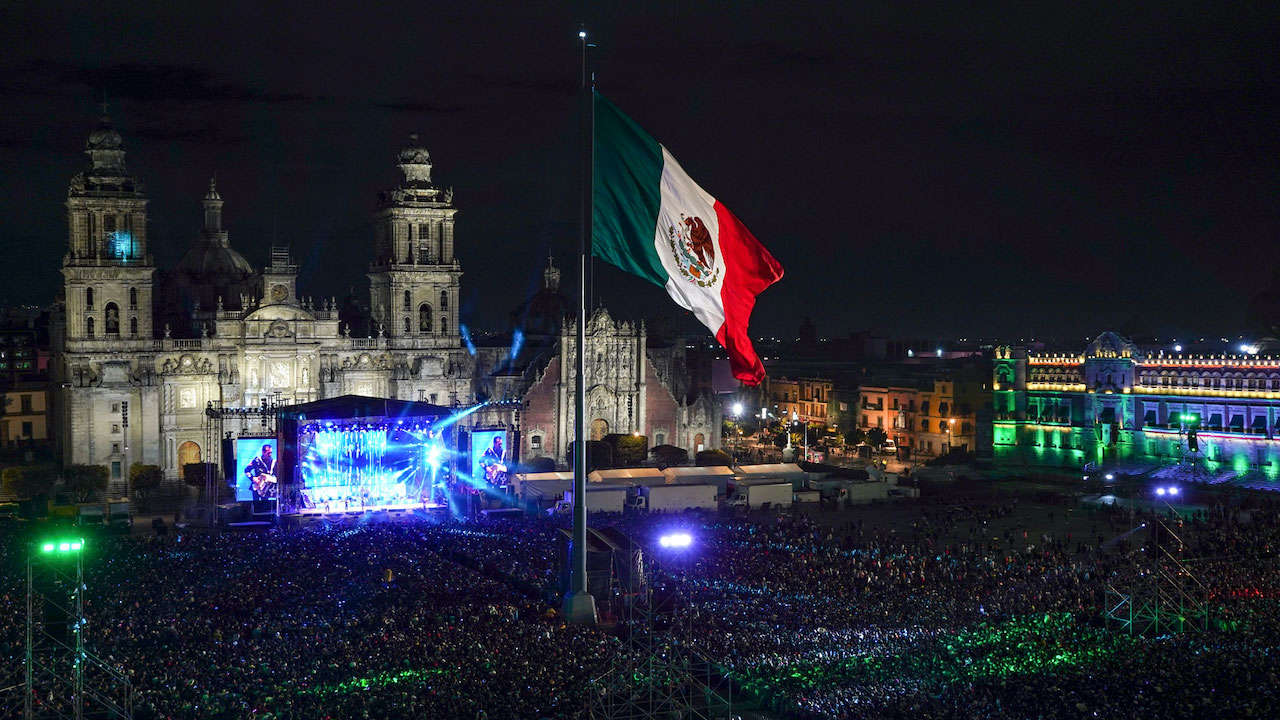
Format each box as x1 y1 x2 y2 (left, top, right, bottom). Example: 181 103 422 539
592 93 783 386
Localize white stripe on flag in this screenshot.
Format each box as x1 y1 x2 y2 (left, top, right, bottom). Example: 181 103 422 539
652 146 727 336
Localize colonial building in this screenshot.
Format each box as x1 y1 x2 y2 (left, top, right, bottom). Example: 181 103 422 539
857 366 984 458
763 376 833 426
993 331 1280 479
471 261 721 462
49 113 716 494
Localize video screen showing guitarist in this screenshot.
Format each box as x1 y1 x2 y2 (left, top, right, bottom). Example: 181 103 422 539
244 443 278 500
479 434 508 486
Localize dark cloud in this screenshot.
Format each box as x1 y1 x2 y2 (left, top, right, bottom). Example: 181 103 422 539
0 0 1277 341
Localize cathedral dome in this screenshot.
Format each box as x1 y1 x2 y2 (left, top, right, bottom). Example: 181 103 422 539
175 241 255 278
170 177 256 316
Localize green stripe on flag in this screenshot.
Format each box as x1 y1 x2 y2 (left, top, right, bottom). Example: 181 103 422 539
592 93 667 287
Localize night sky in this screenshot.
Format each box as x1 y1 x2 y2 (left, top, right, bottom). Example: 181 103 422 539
1 1 1276 341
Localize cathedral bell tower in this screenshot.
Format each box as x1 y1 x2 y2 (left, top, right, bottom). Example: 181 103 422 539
62 111 155 341
368 136 461 344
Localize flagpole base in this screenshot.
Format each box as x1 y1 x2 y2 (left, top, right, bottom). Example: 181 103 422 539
563 590 598 625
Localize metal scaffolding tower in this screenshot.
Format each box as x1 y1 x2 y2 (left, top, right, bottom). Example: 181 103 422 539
24 539 131 720
1104 517 1210 636
589 537 735 720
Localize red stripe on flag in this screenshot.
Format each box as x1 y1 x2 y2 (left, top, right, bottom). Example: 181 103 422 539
712 201 783 386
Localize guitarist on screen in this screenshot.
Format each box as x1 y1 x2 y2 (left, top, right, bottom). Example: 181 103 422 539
480 435 508 485
244 443 278 500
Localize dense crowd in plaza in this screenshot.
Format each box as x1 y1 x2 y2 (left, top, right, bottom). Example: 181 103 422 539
1 489 1278 719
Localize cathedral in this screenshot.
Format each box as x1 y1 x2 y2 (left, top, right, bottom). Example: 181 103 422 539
50 114 719 494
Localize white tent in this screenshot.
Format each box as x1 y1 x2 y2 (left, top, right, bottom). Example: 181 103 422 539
662 465 734 494
511 471 574 496
588 467 666 486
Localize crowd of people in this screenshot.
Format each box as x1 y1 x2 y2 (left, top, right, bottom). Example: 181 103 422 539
1 487 1278 719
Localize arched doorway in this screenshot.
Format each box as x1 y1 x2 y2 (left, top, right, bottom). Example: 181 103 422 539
590 418 609 441
177 441 201 467
694 433 705 452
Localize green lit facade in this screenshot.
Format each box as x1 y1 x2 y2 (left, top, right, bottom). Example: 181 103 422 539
992 332 1280 480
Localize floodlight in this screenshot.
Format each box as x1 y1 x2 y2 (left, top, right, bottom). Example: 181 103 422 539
1168 487 1179 496
658 532 692 548
1105 473 1114 481
41 543 54 552
58 543 70 551
1156 487 1166 496
578 30 587 38
70 541 82 550
732 402 743 416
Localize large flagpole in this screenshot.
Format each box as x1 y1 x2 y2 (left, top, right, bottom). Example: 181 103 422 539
564 23 598 625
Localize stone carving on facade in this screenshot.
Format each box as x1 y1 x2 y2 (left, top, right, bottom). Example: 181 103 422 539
268 360 291 389
267 319 292 338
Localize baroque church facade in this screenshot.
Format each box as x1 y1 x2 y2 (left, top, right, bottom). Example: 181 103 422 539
50 114 719 491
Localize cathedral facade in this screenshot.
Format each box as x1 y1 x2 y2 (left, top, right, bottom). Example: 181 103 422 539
50 115 718 494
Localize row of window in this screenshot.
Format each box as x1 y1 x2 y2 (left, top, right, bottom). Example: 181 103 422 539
1141 376 1280 390
883 399 958 416
402 290 449 311
84 313 138 338
84 287 139 310
402 311 448 335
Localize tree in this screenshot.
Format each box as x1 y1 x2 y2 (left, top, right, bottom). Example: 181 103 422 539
604 433 648 467
129 463 164 509
649 444 688 469
866 427 888 449
695 449 732 467
845 428 866 446
63 464 109 503
1 464 56 500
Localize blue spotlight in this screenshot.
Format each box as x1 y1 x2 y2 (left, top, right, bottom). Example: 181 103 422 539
459 323 477 355
658 532 692 549
510 328 524 362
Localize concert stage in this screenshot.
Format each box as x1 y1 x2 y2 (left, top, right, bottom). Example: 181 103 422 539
271 396 456 515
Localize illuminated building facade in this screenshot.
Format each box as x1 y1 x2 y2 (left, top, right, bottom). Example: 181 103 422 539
857 377 980 457
993 331 1280 479
764 376 833 425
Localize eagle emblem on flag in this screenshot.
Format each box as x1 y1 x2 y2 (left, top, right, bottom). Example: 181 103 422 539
667 214 721 287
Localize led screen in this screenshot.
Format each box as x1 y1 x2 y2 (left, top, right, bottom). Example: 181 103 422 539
297 424 445 508
235 437 278 501
471 429 510 487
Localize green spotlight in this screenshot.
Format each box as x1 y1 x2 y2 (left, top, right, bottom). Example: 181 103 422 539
58 543 70 551
41 543 54 552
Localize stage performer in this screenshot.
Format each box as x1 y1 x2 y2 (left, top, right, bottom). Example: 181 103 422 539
244 443 278 500
480 435 508 485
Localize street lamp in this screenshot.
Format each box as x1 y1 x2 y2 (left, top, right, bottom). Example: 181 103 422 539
791 410 809 462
